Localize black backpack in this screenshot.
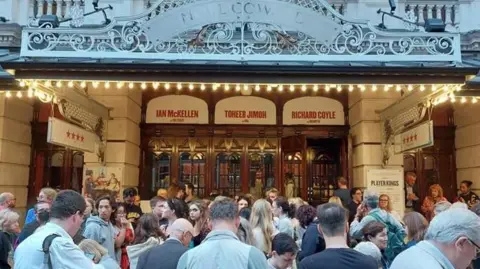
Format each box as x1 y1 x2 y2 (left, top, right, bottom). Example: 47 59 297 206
42 234 60 269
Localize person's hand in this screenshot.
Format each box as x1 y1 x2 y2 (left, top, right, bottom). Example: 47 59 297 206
459 197 465 203
407 193 417 201
356 204 366 218
121 217 129 228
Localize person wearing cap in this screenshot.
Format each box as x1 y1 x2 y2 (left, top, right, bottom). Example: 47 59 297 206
137 218 193 269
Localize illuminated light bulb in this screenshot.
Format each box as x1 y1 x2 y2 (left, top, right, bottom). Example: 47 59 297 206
461 97 467 103
164 83 170 90
235 84 241 92
473 97 478 104
243 84 249 91
313 85 319 92
105 81 110 89
431 85 437 92
372 85 377 92
45 80 51 87
141 82 147 90
5 91 11 98
348 85 354 92
92 81 99 89
19 80 26 87
53 97 58 103
212 84 218 91
420 85 425 91
301 85 307 92
336 85 342 92
408 85 413 91
16 91 22 98
278 85 284 92
28 88 34 98
189 83 194 91
289 85 295 92
80 81 87 88
200 84 206 91
456 85 462 91
56 81 63 87
68 81 74 88
224 84 230 91
176 83 182 90
267 85 272 92
450 97 456 103
116 82 123 89
33 80 38 87
255 84 260 92
128 82 134 89
153 82 159 90
396 85 401 92
383 85 389 92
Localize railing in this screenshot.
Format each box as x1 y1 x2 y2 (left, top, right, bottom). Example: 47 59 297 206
405 2 459 30
29 0 85 19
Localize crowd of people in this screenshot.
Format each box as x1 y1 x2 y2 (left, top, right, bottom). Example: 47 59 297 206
0 174 479 269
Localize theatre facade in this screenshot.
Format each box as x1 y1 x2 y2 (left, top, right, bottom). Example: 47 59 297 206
0 0 480 214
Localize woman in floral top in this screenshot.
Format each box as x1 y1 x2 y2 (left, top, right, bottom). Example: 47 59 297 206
421 184 448 221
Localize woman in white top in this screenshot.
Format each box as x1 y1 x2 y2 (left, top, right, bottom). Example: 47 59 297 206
272 197 295 238
250 199 275 255
379 194 403 223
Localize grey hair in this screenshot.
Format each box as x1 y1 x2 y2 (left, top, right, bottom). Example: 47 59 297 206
0 209 19 230
451 202 468 210
210 198 238 222
425 208 480 244
363 189 379 210
0 193 13 206
317 203 347 237
354 242 382 265
434 201 452 216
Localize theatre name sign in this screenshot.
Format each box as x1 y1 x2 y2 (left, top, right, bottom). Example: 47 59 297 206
145 95 344 125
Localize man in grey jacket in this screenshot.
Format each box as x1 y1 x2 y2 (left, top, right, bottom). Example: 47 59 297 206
176 198 267 269
84 195 117 260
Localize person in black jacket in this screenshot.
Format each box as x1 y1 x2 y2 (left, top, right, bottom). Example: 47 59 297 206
137 218 193 269
16 201 51 246
297 219 326 262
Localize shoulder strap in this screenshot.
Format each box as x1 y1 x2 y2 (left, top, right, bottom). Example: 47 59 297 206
42 234 60 269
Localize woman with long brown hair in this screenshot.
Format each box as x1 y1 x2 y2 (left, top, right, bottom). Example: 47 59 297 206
403 212 428 248
421 184 448 221
126 214 165 269
189 200 210 247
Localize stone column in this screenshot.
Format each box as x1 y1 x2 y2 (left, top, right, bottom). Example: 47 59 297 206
84 86 141 196
348 90 403 188
454 104 480 192
0 96 33 222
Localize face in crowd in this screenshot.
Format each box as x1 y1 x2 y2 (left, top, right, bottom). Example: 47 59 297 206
153 200 166 219
238 198 249 211
268 191 278 201
98 198 113 222
189 204 201 221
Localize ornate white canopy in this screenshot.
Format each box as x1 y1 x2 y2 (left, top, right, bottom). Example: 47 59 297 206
20 0 461 63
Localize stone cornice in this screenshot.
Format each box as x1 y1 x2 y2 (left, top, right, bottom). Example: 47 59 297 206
0 23 21 48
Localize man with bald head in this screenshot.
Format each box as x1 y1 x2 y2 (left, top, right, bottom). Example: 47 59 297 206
0 192 15 210
137 218 194 269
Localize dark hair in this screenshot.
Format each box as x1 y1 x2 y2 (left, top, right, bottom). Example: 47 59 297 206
177 182 187 192
34 201 50 213
210 198 238 221
274 196 296 219
167 198 188 219
337 176 347 186
461 180 473 188
362 221 386 242
184 181 194 191
110 203 123 223
95 195 114 211
123 188 137 197
317 203 347 237
150 196 166 209
133 213 165 244
237 196 252 208
50 190 86 220
296 205 316 228
350 187 362 198
272 233 298 255
167 183 181 199
239 207 252 220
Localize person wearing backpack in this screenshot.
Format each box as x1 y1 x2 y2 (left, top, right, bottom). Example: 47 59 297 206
14 190 118 269
350 190 406 263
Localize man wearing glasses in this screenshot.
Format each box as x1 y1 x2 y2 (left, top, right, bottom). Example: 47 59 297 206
391 208 480 269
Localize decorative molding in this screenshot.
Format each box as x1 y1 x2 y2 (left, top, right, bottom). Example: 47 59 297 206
0 23 22 48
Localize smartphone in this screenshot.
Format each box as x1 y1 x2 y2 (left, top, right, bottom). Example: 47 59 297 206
84 253 95 261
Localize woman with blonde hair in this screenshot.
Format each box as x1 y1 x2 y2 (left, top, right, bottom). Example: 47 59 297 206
25 187 57 224
378 194 402 223
0 209 20 268
328 196 343 206
250 199 275 255
421 184 448 221
78 239 119 267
